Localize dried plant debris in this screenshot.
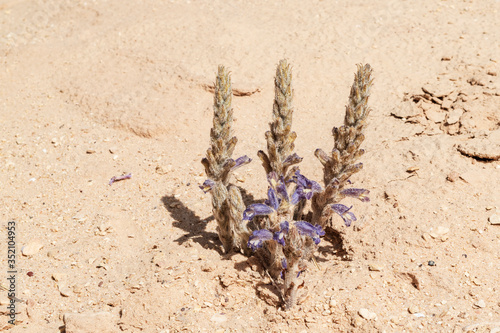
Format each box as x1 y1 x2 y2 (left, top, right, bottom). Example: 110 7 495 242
392 61 500 136
200 60 373 310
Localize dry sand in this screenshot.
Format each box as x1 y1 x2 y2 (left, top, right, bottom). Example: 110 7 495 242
1 0 499 332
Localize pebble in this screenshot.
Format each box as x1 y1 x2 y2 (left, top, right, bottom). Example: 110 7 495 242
22 241 43 256
446 171 460 182
210 313 227 323
72 213 87 222
368 263 383 272
64 311 118 333
445 108 463 125
59 284 73 297
425 105 446 123
441 98 453 110
430 226 450 239
473 299 486 309
358 308 377 320
408 305 419 314
329 298 337 308
52 273 67 282
489 214 500 225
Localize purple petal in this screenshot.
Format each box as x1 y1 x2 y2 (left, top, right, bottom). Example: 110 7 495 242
273 221 289 246
199 179 215 193
293 170 308 187
331 204 357 227
290 189 301 205
341 188 370 202
281 257 288 269
248 229 274 251
232 155 252 170
294 221 325 244
273 231 286 246
267 171 279 188
293 170 322 200
276 177 289 202
242 203 275 220
280 221 289 234
109 173 132 186
266 187 280 211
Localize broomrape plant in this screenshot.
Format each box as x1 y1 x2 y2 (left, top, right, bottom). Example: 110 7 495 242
201 60 373 310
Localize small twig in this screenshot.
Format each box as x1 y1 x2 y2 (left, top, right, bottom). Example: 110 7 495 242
311 256 320 271
109 173 132 185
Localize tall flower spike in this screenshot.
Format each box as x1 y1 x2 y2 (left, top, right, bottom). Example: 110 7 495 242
200 66 251 253
258 60 300 178
312 64 373 229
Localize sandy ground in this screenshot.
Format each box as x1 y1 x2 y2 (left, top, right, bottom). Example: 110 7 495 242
1 0 500 332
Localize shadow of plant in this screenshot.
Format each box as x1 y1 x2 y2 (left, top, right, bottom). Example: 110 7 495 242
161 195 221 253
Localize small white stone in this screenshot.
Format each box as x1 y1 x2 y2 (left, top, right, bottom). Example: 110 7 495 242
58 284 73 297
489 214 500 225
359 308 377 320
446 108 463 125
210 314 227 323
22 241 43 256
52 273 67 282
473 299 486 308
368 263 383 272
408 305 419 314
329 298 337 308
436 226 450 235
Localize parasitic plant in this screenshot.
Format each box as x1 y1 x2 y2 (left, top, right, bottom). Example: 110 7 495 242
201 61 373 310
201 66 252 254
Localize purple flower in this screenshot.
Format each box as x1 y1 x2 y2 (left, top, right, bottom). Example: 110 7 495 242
232 155 252 170
281 257 288 270
280 257 287 279
294 221 325 244
243 188 279 220
264 187 280 211
275 177 289 202
199 179 215 193
109 173 132 186
341 188 370 202
331 204 357 227
292 170 322 201
273 221 289 246
248 229 274 251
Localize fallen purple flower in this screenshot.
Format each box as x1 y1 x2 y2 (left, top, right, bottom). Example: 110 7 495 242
109 173 132 186
331 203 357 227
